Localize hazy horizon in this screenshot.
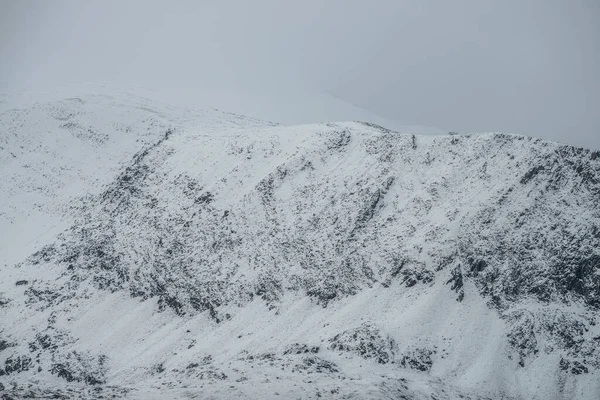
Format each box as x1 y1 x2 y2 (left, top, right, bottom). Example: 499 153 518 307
1 0 599 149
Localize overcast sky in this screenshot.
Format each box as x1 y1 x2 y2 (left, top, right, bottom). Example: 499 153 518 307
1 0 599 149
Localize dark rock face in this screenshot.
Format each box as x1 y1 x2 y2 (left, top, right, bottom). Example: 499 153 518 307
399 263 434 288
0 294 10 307
520 165 545 184
505 308 599 371
560 358 589 375
0 355 32 376
283 343 320 356
400 347 436 372
0 338 15 353
294 356 339 374
49 351 108 385
28 328 75 353
446 265 464 302
329 323 397 364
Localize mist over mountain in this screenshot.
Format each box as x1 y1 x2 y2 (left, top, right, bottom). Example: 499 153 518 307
0 91 598 399
2 1 599 150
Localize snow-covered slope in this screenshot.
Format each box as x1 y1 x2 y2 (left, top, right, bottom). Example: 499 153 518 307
0 97 599 399
0 92 274 267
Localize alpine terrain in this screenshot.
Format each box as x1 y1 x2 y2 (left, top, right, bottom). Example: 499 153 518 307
0 92 599 400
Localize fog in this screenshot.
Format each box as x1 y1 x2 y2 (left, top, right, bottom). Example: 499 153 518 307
1 0 599 148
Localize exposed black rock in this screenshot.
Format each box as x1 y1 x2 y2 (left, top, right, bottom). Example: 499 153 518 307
0 355 32 376
446 265 465 301
0 338 15 353
520 165 545 184
49 351 108 385
283 343 320 356
294 356 339 374
329 323 397 364
560 357 590 375
400 347 435 372
151 362 165 375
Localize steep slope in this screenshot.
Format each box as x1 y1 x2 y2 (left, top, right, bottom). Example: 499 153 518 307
0 93 275 267
1 114 599 399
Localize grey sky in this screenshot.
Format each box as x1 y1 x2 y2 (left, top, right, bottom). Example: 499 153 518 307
1 0 599 149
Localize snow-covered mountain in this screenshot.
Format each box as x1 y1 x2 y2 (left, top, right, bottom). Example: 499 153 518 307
0 93 599 399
